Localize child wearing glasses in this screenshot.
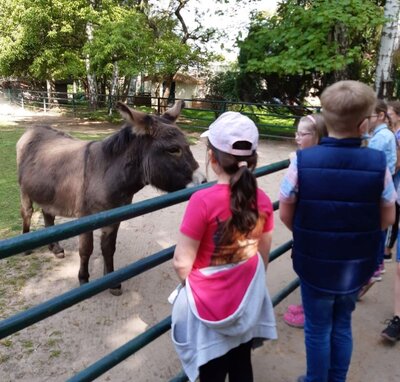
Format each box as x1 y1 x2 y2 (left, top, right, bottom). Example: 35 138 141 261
366 100 397 281
283 113 327 328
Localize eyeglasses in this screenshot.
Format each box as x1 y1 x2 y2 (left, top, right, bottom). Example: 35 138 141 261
365 114 379 120
295 132 313 138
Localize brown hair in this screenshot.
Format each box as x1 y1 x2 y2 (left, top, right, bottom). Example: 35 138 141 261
374 99 392 129
388 100 400 116
320 80 376 132
387 101 400 131
208 141 265 265
298 113 327 142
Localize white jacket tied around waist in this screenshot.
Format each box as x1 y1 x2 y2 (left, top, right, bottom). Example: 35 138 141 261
171 253 277 382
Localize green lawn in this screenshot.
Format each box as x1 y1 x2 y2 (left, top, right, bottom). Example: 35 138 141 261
179 106 297 137
0 127 25 238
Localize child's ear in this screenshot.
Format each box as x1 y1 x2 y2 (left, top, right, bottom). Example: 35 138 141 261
379 111 386 120
208 149 217 164
358 118 368 135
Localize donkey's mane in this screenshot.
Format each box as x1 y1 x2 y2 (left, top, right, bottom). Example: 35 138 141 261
102 125 136 156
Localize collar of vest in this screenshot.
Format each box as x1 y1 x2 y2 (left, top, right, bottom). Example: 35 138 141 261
319 137 362 147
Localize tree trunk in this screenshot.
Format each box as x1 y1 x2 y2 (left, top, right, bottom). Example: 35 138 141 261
333 22 349 82
109 62 119 115
85 18 98 110
375 0 400 99
121 76 132 101
46 79 55 106
161 75 174 113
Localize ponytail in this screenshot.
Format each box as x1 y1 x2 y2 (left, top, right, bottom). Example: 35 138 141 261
208 142 265 264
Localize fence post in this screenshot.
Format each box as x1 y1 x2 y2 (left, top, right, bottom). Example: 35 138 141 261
157 97 161 115
43 97 47 113
108 95 113 116
21 93 24 109
72 93 76 117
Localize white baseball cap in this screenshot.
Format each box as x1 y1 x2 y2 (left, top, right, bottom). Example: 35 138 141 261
200 111 258 156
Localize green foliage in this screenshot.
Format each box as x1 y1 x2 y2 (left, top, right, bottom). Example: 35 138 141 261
205 69 240 101
0 0 87 80
84 7 154 77
0 0 219 91
238 0 385 102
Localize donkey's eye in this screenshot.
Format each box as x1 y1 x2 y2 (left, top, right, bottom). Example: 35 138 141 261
167 147 182 156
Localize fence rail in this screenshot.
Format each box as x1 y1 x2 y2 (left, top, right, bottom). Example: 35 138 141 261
2 88 320 138
0 156 294 381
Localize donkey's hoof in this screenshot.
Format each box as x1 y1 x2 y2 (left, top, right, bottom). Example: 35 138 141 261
54 250 65 259
79 278 89 286
109 286 122 296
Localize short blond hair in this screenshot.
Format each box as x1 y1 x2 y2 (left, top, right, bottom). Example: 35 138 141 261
321 80 376 132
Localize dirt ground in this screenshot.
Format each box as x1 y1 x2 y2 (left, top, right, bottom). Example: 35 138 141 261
0 106 399 382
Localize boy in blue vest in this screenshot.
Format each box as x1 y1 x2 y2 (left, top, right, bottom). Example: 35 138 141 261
279 80 396 382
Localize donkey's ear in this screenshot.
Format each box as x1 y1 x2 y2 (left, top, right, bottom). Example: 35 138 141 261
162 100 185 123
116 101 152 135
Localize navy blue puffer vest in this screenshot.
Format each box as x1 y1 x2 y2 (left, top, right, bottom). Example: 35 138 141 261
293 137 386 294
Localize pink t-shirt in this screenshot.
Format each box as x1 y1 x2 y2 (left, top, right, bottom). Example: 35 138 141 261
180 183 274 269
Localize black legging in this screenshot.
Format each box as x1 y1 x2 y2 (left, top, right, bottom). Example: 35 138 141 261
199 340 253 382
385 202 400 250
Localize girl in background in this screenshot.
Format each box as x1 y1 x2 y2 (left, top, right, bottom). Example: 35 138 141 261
384 101 400 262
367 100 397 279
283 113 327 328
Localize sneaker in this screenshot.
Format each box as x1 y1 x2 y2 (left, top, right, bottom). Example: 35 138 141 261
371 269 382 282
287 304 304 315
384 253 393 263
357 278 376 300
283 311 304 328
379 263 386 274
381 316 400 342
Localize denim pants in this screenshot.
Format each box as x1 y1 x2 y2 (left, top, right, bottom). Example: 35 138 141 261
300 282 358 382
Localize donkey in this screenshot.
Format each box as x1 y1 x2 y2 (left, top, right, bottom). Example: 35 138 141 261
16 101 205 295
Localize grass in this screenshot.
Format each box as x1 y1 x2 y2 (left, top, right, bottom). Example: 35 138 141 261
178 106 297 138
0 127 25 238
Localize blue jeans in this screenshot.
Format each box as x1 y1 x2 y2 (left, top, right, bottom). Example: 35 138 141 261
378 230 386 267
301 282 358 382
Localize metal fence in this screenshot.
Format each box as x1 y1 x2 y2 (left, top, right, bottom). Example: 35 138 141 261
0 159 297 381
2 88 320 139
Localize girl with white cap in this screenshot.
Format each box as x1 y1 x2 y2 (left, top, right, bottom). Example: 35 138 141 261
170 111 277 382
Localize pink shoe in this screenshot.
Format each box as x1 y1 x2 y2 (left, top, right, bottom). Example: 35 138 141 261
283 311 304 328
287 304 304 315
379 263 386 274
371 268 382 282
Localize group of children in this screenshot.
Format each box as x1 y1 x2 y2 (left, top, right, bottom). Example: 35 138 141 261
169 80 400 382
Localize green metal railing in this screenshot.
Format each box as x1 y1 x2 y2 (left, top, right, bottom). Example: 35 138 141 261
0 159 297 381
4 89 320 139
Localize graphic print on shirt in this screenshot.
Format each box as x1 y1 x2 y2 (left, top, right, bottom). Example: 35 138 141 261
210 214 266 266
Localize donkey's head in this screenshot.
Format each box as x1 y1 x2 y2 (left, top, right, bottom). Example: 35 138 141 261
116 101 206 192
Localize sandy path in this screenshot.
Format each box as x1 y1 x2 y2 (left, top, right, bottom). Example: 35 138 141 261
0 110 399 382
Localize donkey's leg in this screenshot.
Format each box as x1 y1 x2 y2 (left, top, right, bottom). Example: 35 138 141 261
42 210 65 258
20 191 34 254
100 224 121 296
78 231 94 285
20 191 33 234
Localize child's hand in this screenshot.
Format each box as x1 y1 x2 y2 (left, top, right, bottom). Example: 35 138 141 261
289 151 296 161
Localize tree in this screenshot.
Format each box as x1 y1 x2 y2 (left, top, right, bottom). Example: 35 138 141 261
375 0 400 98
237 0 385 103
0 0 87 83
